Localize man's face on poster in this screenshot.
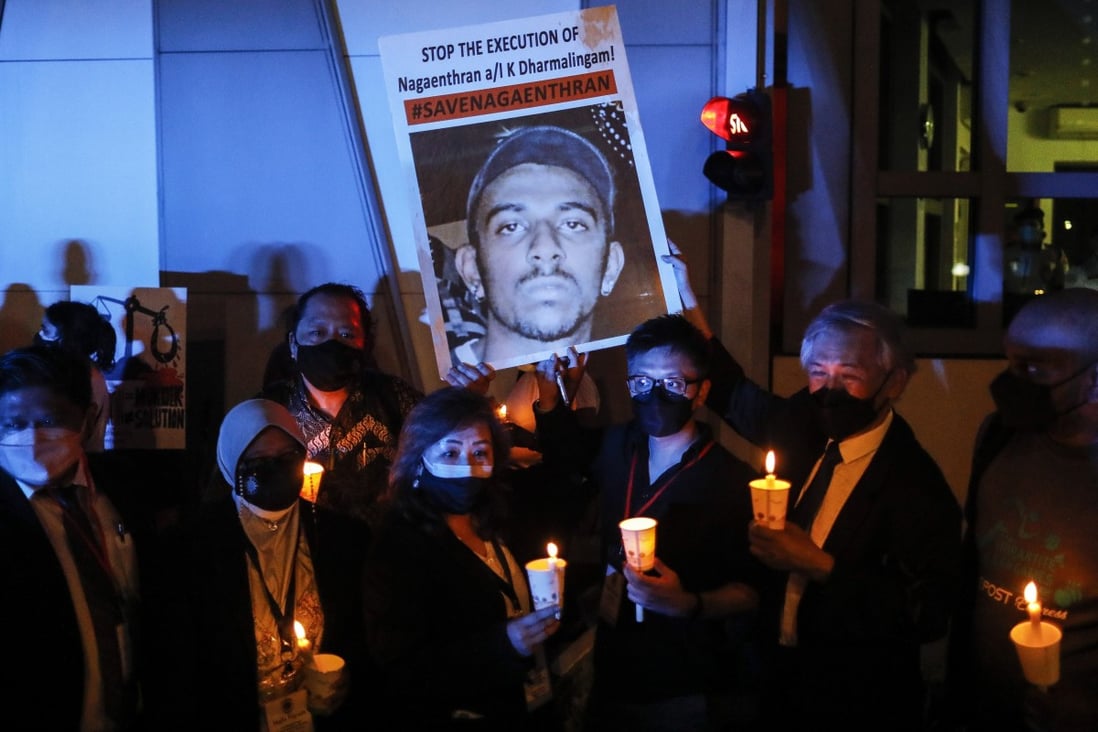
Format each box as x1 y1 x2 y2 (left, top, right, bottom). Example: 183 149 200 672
459 162 624 344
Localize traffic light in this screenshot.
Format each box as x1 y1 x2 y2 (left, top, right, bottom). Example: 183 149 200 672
700 89 772 201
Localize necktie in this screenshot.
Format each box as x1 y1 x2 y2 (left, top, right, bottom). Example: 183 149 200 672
791 441 842 529
51 485 134 727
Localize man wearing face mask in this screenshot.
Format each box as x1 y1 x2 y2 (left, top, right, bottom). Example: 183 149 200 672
260 282 422 528
533 315 761 731
945 288 1098 732
660 243 960 731
0 345 141 730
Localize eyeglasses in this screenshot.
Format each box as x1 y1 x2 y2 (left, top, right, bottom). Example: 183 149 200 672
625 375 700 397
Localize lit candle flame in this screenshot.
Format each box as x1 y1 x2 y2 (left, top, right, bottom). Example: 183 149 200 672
496 404 508 421
294 619 313 657
1024 581 1038 605
301 461 324 502
765 450 775 476
547 542 558 560
1024 581 1042 627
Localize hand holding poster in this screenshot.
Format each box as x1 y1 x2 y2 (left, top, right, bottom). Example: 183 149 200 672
379 6 679 376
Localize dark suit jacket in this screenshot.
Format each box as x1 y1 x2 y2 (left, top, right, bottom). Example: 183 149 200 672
146 496 370 731
706 338 962 729
0 470 90 730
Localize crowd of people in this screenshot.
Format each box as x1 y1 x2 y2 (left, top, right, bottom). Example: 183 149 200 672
5 261 1096 732
5 126 1098 731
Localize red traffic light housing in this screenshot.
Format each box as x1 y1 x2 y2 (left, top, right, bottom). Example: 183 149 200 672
700 89 772 201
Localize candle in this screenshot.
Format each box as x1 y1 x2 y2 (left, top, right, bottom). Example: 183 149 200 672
301 461 324 503
1024 581 1042 628
293 620 313 659
525 543 565 619
748 451 791 530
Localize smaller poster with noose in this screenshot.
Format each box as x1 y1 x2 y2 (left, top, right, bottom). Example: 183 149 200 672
71 285 187 450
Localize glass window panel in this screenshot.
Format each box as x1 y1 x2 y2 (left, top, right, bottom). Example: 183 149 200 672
1007 0 1098 171
877 197 975 327
1004 196 1098 323
880 0 975 172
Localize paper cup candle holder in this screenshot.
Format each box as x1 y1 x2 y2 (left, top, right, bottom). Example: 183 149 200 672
619 516 658 622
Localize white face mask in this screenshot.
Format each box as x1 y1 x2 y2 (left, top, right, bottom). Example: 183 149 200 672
0 427 84 487
421 456 493 479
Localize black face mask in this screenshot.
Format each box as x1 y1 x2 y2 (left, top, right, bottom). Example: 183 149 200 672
414 462 490 515
632 386 695 437
235 451 306 511
295 339 364 392
989 364 1092 430
811 374 891 441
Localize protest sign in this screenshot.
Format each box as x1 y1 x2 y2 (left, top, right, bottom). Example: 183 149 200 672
380 6 677 375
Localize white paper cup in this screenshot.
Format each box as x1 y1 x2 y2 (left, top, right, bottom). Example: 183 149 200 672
1010 621 1062 687
300 461 324 502
525 558 567 616
619 517 657 572
749 477 792 529
303 652 346 702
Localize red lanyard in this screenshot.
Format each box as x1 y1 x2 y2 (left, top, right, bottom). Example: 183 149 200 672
622 439 715 519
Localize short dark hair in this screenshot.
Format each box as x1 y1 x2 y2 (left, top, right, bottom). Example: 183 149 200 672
800 299 917 376
0 345 93 411
388 386 511 538
625 314 712 378
1009 287 1098 365
43 300 117 371
290 282 373 339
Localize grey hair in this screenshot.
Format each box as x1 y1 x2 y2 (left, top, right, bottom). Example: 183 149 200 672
799 299 916 376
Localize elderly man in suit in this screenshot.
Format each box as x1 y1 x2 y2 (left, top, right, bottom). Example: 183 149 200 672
667 244 961 731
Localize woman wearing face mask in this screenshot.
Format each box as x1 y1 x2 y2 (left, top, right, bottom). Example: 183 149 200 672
147 399 370 731
362 386 561 730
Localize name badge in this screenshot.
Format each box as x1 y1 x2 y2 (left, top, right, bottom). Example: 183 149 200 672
262 688 313 732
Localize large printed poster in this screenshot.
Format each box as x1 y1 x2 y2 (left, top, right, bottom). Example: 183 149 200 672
71 286 187 450
379 6 679 376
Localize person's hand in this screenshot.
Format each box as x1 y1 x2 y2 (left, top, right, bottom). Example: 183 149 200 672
532 347 587 412
622 557 697 618
748 521 835 582
506 606 560 657
661 239 713 339
444 361 496 395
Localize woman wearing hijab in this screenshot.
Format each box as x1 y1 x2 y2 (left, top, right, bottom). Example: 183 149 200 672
148 399 369 731
363 386 562 730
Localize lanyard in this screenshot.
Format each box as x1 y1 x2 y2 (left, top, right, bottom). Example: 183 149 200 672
485 538 521 612
622 439 715 519
242 528 300 657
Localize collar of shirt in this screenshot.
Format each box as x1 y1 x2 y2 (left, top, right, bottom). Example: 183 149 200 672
833 408 894 464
